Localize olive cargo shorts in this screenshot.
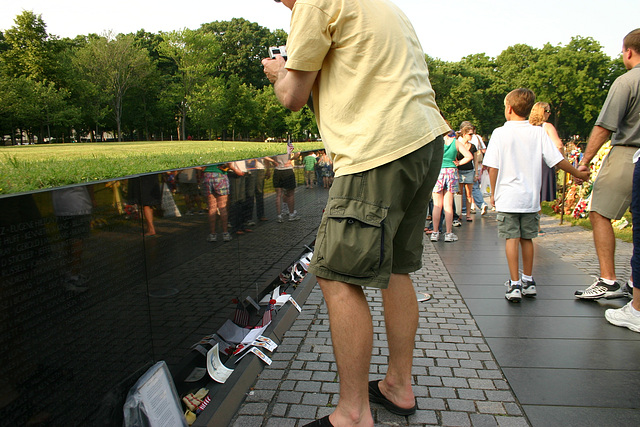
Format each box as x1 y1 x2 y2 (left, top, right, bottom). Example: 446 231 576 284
308 138 443 288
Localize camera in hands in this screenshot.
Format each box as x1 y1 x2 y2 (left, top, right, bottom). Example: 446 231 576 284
269 46 288 60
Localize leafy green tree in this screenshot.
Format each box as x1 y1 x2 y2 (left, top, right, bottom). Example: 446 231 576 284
1 11 52 82
285 106 317 141
255 86 288 139
225 75 260 140
525 37 610 138
158 29 221 140
428 55 505 134
495 44 540 90
73 32 153 141
200 18 286 89
188 77 227 139
1 76 77 143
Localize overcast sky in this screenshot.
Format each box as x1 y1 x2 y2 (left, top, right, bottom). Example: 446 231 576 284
1 0 637 62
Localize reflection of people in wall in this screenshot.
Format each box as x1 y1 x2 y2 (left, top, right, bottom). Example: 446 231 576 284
265 152 302 222
228 160 252 235
52 185 95 291
202 163 233 242
246 158 268 222
177 168 204 215
128 175 162 236
303 152 318 188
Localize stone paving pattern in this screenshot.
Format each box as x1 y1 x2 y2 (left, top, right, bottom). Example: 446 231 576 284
230 213 634 427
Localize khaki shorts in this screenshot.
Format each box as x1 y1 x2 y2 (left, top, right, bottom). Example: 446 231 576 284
496 212 539 240
589 146 636 220
308 138 443 288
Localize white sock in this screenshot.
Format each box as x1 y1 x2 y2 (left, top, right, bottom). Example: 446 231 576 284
629 304 640 317
510 280 521 287
522 274 533 282
601 278 617 286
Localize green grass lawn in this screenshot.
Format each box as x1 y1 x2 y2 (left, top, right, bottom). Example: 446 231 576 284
0 140 322 194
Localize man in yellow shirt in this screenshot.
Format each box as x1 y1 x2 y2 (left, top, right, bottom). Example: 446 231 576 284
263 1 449 425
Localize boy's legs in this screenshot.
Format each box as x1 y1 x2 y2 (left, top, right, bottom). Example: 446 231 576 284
505 238 520 281
520 238 534 277
499 212 538 301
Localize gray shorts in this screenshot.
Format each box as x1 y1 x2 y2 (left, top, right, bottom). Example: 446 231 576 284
589 146 636 220
496 212 539 240
308 138 443 288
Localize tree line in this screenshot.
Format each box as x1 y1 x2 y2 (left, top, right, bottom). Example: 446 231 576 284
0 11 625 145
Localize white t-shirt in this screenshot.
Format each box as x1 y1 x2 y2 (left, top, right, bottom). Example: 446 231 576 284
471 134 486 151
483 120 563 213
52 187 93 216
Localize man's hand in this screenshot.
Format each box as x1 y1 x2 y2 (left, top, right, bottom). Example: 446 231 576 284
262 56 287 84
574 164 590 185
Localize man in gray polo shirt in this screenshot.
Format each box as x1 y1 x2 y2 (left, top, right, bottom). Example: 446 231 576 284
574 28 640 300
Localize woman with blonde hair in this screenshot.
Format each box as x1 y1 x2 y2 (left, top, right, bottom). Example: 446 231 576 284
529 102 564 234
456 125 479 222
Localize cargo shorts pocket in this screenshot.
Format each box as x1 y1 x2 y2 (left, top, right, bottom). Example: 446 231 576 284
316 198 388 279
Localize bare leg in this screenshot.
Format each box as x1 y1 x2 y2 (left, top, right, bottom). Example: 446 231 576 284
520 238 534 277
443 191 454 233
207 194 218 234
464 184 473 219
318 278 374 427
590 211 616 280
431 191 443 233
378 273 417 409
284 189 295 213
505 238 520 281
143 205 156 235
275 188 283 215
217 195 229 233
633 288 640 311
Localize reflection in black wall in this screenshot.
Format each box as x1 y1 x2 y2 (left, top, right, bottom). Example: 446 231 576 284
0 153 327 425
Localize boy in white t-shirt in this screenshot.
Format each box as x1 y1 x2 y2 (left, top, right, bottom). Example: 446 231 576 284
483 88 590 302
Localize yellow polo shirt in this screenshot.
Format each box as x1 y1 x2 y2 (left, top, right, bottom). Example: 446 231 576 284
285 0 449 176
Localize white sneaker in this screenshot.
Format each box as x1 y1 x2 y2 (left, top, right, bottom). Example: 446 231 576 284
430 231 440 242
575 277 625 300
444 232 458 242
481 205 488 215
605 302 640 332
504 281 522 302
288 211 301 221
277 214 284 223
222 232 232 242
207 233 217 242
522 278 537 297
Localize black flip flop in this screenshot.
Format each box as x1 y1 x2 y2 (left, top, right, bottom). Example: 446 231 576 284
368 380 417 416
303 415 334 427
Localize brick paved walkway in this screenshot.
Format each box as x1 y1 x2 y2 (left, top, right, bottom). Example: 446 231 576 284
230 213 634 427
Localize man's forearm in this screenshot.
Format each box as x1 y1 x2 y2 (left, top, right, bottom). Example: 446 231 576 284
273 71 313 112
579 125 612 166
